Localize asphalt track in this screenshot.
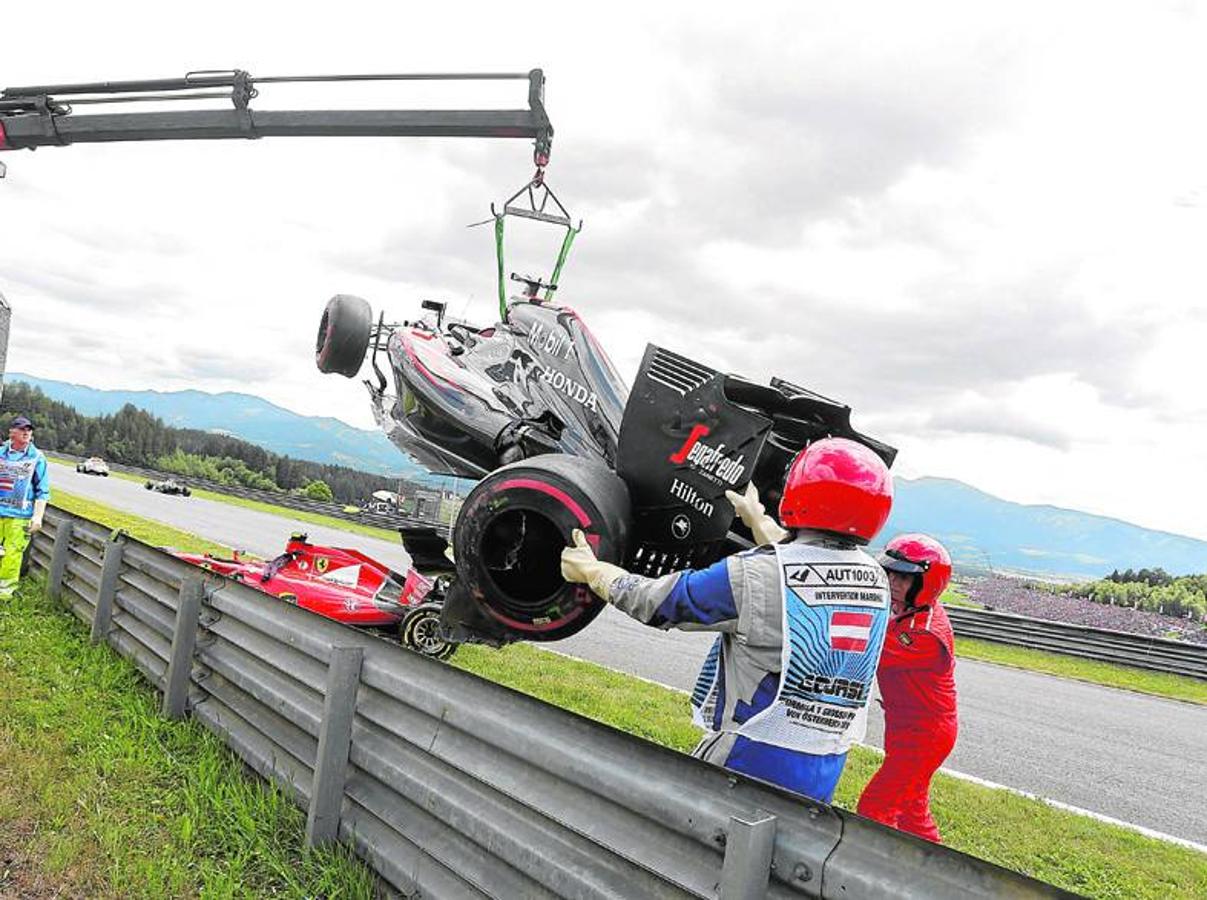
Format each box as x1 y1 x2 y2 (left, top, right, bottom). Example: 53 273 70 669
48 461 1207 845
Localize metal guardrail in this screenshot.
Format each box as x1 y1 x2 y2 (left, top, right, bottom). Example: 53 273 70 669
54 450 1207 681
54 451 454 534
27 505 1067 899
947 606 1207 680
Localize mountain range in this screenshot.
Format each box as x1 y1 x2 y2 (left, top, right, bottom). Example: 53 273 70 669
12 372 429 481
12 373 1207 580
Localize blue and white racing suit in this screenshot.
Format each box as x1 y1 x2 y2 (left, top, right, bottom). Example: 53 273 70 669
609 533 890 803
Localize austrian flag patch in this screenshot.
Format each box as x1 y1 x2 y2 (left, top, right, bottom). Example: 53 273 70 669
830 611 874 652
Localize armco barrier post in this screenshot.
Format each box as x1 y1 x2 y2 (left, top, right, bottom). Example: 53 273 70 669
162 576 205 719
46 520 74 601
305 645 364 848
90 536 126 643
720 813 777 899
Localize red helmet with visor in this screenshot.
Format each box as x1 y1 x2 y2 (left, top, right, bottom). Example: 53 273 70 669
881 533 952 608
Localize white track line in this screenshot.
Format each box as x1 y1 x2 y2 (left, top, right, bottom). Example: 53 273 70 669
539 646 1207 855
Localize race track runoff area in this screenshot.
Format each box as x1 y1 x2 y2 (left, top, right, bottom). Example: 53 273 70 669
47 461 1207 846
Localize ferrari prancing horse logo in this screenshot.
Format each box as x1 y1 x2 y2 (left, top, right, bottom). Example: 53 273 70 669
315 556 330 574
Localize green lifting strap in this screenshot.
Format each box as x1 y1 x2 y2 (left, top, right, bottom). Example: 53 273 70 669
544 224 580 302
494 214 507 321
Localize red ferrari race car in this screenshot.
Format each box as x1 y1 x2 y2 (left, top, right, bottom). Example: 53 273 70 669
172 533 456 660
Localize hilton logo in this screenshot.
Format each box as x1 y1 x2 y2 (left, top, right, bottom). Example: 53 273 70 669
671 514 692 540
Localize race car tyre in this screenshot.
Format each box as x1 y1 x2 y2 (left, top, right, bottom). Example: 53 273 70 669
401 603 457 660
452 454 630 643
145 482 153 490
316 294 372 378
182 488 192 497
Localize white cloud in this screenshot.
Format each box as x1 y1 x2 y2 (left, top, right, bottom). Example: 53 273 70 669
2 0 1206 540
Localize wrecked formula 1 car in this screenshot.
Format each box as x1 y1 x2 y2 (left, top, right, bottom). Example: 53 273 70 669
316 185 897 647
173 533 456 659
0 66 896 649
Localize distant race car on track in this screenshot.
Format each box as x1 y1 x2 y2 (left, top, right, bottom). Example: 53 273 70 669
76 456 110 476
172 533 456 659
145 478 191 496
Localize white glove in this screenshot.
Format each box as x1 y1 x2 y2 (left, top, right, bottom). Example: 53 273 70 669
725 482 788 546
560 529 629 601
29 499 47 535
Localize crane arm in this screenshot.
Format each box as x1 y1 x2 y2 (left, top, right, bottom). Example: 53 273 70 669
0 68 553 161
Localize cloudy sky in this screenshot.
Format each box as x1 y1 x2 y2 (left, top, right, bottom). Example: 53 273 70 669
3 2 1205 540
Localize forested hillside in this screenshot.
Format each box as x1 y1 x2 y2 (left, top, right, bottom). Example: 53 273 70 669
1 383 411 503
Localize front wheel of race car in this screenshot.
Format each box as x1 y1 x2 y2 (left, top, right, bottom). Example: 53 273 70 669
452 454 631 643
401 603 457 660
316 294 373 377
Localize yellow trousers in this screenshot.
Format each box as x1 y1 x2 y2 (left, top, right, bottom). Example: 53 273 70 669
0 517 31 596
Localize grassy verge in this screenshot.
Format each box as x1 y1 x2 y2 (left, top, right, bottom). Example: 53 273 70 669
184 486 400 543
0 577 376 898
48 454 401 544
955 637 1207 705
10 490 1207 898
52 489 232 557
941 582 985 610
455 644 1207 900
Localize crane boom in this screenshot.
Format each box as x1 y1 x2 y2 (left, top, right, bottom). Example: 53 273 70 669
0 68 553 164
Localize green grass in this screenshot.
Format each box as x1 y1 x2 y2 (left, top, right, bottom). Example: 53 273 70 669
51 489 232 556
184 486 400 543
0 577 376 899
941 582 985 609
955 637 1207 705
8 487 1207 898
49 453 401 544
454 644 1207 900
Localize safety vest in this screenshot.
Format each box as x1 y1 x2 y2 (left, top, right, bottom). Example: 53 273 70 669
691 541 891 756
0 447 43 517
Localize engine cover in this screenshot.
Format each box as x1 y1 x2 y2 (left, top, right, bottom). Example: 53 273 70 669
617 346 772 576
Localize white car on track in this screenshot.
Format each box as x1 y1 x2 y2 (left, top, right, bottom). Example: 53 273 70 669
76 457 110 477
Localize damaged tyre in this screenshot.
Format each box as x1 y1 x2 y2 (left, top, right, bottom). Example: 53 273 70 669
451 454 630 643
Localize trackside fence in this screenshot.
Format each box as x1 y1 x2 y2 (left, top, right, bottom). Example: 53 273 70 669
946 607 1207 680
26 505 1068 899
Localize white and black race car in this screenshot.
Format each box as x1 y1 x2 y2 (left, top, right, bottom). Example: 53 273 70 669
145 478 192 497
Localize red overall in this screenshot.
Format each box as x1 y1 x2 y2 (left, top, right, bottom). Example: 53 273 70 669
856 603 958 843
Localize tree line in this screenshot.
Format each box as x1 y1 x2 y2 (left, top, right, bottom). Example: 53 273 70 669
1 382 421 504
1051 572 1207 623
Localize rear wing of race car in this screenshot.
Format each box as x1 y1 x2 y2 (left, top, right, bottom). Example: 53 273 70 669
616 345 896 577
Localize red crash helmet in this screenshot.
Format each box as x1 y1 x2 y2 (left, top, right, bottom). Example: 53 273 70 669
881 533 952 608
778 438 893 543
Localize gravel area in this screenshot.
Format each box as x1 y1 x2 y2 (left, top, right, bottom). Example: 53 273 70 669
961 575 1207 645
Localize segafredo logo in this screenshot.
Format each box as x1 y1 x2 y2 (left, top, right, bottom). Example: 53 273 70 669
539 367 599 411
668 424 746 486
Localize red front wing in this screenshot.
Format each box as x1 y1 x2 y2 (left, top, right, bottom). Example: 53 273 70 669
173 535 433 628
